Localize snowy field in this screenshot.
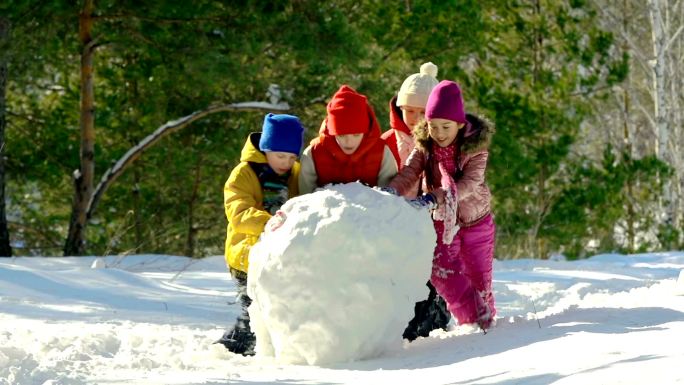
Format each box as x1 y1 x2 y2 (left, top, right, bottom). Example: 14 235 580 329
1 251 683 384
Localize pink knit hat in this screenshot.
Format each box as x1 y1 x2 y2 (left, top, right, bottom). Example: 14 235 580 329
425 80 466 124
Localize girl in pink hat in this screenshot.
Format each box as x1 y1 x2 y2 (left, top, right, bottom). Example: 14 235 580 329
388 80 497 332
382 63 451 341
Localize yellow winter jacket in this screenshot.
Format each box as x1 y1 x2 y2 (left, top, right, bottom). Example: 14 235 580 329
224 133 300 273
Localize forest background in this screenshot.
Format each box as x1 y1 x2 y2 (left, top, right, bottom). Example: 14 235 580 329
0 0 682 260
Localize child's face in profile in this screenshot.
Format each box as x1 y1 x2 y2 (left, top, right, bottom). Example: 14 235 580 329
400 105 425 128
265 151 298 175
428 118 465 148
335 134 364 155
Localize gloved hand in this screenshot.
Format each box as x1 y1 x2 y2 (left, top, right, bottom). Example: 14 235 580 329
374 186 399 196
265 210 287 232
407 193 436 210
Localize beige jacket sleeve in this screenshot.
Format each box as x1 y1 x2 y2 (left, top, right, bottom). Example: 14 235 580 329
298 145 319 195
376 145 399 187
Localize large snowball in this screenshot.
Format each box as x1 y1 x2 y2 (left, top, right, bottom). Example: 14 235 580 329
247 182 437 365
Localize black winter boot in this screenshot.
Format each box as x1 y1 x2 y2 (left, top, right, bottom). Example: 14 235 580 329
216 316 256 356
403 282 452 341
216 269 256 356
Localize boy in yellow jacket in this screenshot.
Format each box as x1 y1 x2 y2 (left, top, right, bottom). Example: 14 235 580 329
217 113 304 356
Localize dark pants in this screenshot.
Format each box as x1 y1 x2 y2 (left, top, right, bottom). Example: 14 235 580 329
215 268 256 356
403 281 452 341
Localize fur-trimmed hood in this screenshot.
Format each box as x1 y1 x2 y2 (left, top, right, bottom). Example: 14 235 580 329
413 113 495 155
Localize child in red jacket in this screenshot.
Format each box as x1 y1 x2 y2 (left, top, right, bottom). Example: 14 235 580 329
299 85 397 194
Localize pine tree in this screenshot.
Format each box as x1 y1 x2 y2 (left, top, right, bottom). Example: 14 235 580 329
470 0 627 258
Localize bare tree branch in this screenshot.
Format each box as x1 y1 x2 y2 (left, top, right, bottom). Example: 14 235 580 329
86 101 290 220
92 14 229 25
664 25 684 51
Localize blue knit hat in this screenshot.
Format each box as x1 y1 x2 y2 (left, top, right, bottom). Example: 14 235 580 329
259 113 305 155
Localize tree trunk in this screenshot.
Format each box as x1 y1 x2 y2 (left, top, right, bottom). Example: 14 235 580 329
0 17 12 257
531 0 549 259
648 0 669 160
647 0 673 230
669 0 683 235
132 167 143 251
621 0 636 252
185 152 203 258
64 0 96 256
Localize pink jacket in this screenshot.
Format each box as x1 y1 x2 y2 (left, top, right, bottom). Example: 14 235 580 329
389 114 495 227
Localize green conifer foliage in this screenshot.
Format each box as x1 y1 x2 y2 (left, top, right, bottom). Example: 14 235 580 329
470 0 631 258
1 1 673 258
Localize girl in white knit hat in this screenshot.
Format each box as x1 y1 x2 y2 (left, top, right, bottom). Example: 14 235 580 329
381 62 452 341
382 62 439 176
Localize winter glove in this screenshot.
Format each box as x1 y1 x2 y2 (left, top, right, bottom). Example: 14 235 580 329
374 186 399 196
265 210 287 232
407 193 437 210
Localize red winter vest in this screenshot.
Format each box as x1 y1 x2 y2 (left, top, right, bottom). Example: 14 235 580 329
310 134 385 187
311 84 386 187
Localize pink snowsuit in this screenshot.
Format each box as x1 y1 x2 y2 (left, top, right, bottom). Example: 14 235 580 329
432 213 496 326
389 114 496 328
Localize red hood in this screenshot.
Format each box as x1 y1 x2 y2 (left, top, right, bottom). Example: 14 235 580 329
388 96 411 135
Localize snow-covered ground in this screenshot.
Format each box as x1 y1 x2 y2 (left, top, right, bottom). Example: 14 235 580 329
1 251 683 384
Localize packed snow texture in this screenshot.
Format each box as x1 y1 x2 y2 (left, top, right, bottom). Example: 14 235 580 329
247 182 437 365
1 252 684 384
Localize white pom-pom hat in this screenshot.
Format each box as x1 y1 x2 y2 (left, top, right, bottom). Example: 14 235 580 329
396 62 439 108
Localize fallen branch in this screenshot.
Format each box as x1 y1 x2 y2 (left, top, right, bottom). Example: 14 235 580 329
86 101 289 220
